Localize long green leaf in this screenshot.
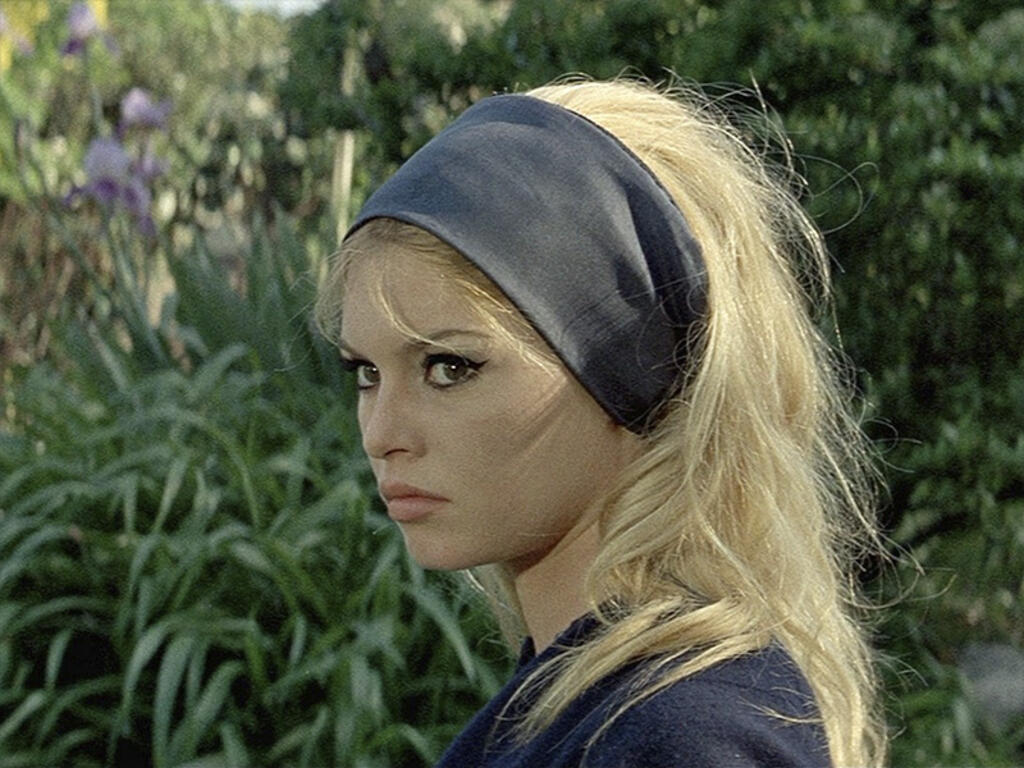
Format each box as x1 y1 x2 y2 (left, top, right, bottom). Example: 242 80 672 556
0 525 70 593
152 455 189 534
9 596 110 636
300 704 330 768
404 585 477 684
39 727 99 765
153 632 197 768
0 517 38 555
171 659 245 760
6 480 101 518
0 690 47 745
126 534 164 608
116 617 177 743
184 637 210 715
287 613 308 668
188 343 250 403
44 628 73 690
265 711 321 763
36 675 121 742
0 464 36 507
218 722 250 768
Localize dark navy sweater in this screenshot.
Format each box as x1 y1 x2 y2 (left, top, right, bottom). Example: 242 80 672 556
435 614 831 768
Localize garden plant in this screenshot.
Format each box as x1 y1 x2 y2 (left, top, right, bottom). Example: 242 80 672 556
0 0 1022 766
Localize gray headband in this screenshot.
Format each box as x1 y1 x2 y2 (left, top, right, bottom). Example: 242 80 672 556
346 94 707 432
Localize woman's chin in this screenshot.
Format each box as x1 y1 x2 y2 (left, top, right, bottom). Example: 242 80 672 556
399 532 482 572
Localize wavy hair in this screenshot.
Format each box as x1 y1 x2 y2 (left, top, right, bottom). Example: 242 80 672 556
316 77 887 768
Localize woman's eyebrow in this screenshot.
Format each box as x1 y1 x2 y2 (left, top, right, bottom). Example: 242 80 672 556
337 329 490 358
413 329 491 345
337 339 363 358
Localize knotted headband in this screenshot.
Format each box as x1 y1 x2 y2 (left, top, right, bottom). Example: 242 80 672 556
346 93 707 432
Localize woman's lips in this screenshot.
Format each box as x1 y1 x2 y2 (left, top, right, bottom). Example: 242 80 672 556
379 482 449 522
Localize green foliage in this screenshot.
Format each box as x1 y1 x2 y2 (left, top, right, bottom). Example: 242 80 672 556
2 0 1022 765
0 0 337 367
283 1 1024 764
0 217 506 765
760 11 1024 761
1 7 508 762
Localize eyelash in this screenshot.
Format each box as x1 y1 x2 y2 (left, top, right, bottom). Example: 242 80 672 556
340 353 486 391
423 353 487 388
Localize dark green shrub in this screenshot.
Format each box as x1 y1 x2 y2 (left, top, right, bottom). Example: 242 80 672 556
3 1 1022 765
284 1 1024 764
0 213 509 765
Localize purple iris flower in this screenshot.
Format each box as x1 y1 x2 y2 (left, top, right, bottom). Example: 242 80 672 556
62 2 115 56
121 177 154 235
120 88 171 131
69 136 162 236
135 145 167 183
83 137 132 205
68 2 100 39
61 2 97 55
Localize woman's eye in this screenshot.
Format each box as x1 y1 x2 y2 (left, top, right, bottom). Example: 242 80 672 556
355 364 380 389
341 358 379 390
424 354 485 388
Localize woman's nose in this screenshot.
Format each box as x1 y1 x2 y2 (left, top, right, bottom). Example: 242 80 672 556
358 381 421 460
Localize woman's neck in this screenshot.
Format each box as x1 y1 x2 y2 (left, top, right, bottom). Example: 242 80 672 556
511 517 601 652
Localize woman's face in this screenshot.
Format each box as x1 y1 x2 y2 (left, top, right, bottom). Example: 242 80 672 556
338 242 641 572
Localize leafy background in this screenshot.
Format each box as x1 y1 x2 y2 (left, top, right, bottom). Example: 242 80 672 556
0 0 1021 765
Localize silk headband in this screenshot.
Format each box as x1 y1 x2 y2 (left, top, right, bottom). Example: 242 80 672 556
345 93 707 432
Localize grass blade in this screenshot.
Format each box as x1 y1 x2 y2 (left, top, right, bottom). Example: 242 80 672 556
153 632 196 767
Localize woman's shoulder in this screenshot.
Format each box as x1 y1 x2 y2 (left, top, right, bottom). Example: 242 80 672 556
578 644 831 767
435 638 831 768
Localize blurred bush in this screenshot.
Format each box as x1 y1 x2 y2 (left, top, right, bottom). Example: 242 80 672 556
1 0 1022 766
0 215 503 765
1 1 505 765
0 0 338 370
288 1 1024 763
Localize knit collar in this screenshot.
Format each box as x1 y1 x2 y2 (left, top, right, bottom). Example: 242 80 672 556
516 612 605 670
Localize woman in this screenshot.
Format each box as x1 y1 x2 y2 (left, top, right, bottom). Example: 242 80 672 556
317 78 887 767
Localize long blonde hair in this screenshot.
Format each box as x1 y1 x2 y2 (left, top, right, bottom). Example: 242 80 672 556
318 77 886 768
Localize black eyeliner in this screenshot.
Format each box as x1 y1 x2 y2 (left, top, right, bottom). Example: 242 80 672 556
339 356 370 371
422 353 486 369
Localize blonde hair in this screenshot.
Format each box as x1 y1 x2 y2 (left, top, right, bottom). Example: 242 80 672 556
317 77 886 768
